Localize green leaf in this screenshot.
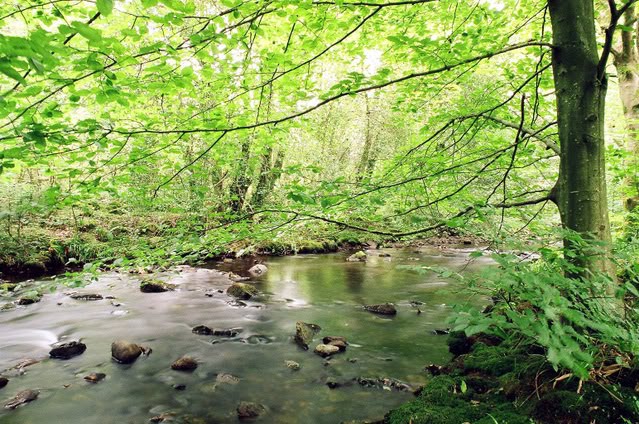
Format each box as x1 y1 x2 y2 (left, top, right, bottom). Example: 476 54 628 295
70 21 102 42
97 0 115 16
0 63 26 85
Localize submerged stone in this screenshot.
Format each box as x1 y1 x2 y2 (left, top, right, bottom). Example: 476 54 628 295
49 341 87 359
84 372 106 383
69 293 103 301
192 325 213 335
0 377 7 389
4 389 39 409
294 321 321 350
237 401 266 420
364 303 397 315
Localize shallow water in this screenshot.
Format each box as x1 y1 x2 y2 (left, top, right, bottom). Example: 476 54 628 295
0 247 491 423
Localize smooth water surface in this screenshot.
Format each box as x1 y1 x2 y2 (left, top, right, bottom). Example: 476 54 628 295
0 247 491 424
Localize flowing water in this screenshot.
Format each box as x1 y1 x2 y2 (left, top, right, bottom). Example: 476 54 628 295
0 247 491 424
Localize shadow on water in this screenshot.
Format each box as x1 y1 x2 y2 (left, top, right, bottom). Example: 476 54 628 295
0 247 491 423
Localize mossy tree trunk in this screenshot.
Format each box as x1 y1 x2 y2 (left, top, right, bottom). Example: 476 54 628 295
548 0 614 278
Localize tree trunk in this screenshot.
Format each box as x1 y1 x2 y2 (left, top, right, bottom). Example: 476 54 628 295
548 0 614 277
356 94 375 182
229 139 251 213
613 6 639 210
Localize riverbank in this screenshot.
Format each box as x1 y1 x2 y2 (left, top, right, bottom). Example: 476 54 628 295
0 206 485 282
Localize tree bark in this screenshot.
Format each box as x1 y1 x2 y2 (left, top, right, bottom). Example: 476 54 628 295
613 6 639 210
548 0 614 277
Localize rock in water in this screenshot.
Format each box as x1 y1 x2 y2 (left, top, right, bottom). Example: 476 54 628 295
248 264 267 276
84 373 106 383
285 360 300 371
314 344 340 358
111 340 145 364
226 283 258 300
294 321 321 350
323 336 348 352
171 356 198 371
69 293 103 301
16 294 42 305
237 401 266 420
140 279 175 293
346 251 367 262
0 377 8 389
192 325 213 335
4 389 38 409
212 328 242 337
49 341 87 359
364 303 397 315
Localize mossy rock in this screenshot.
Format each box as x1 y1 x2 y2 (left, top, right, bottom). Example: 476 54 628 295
226 283 259 300
140 279 175 293
463 343 525 377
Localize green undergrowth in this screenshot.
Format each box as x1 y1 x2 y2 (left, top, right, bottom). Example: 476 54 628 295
0 205 377 281
385 336 639 424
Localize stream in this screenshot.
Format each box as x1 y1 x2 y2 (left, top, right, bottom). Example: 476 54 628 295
0 247 491 424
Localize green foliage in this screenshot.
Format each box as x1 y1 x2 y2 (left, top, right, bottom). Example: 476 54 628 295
449 235 639 379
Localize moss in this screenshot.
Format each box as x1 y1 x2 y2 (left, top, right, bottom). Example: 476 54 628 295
532 390 585 423
463 343 527 377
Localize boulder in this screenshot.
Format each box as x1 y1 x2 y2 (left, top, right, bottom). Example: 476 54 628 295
140 279 175 293
346 251 367 262
83 372 106 383
364 303 397 315
4 389 38 409
0 377 7 389
49 341 87 359
248 264 268 276
227 283 258 300
294 321 321 350
323 336 348 352
356 377 413 392
314 344 340 358
237 401 266 420
171 356 198 371
111 340 146 364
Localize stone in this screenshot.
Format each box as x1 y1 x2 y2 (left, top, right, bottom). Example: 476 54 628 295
285 360 300 371
294 321 321 350
171 356 198 371
379 253 392 257
356 377 413 392
173 384 186 390
364 303 397 315
84 372 106 383
69 293 103 301
346 251 367 262
192 325 213 335
0 377 8 389
4 389 39 409
226 283 258 300
140 279 175 293
227 300 248 307
111 340 146 364
323 336 348 352
314 344 340 357
237 401 266 420
0 303 15 311
16 294 42 305
248 264 268 276
49 341 87 359
212 328 242 337
216 373 240 385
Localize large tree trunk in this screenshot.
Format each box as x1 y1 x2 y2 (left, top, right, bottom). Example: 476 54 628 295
613 6 639 211
548 0 613 277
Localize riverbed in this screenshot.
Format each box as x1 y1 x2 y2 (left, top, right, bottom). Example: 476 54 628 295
0 247 490 423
